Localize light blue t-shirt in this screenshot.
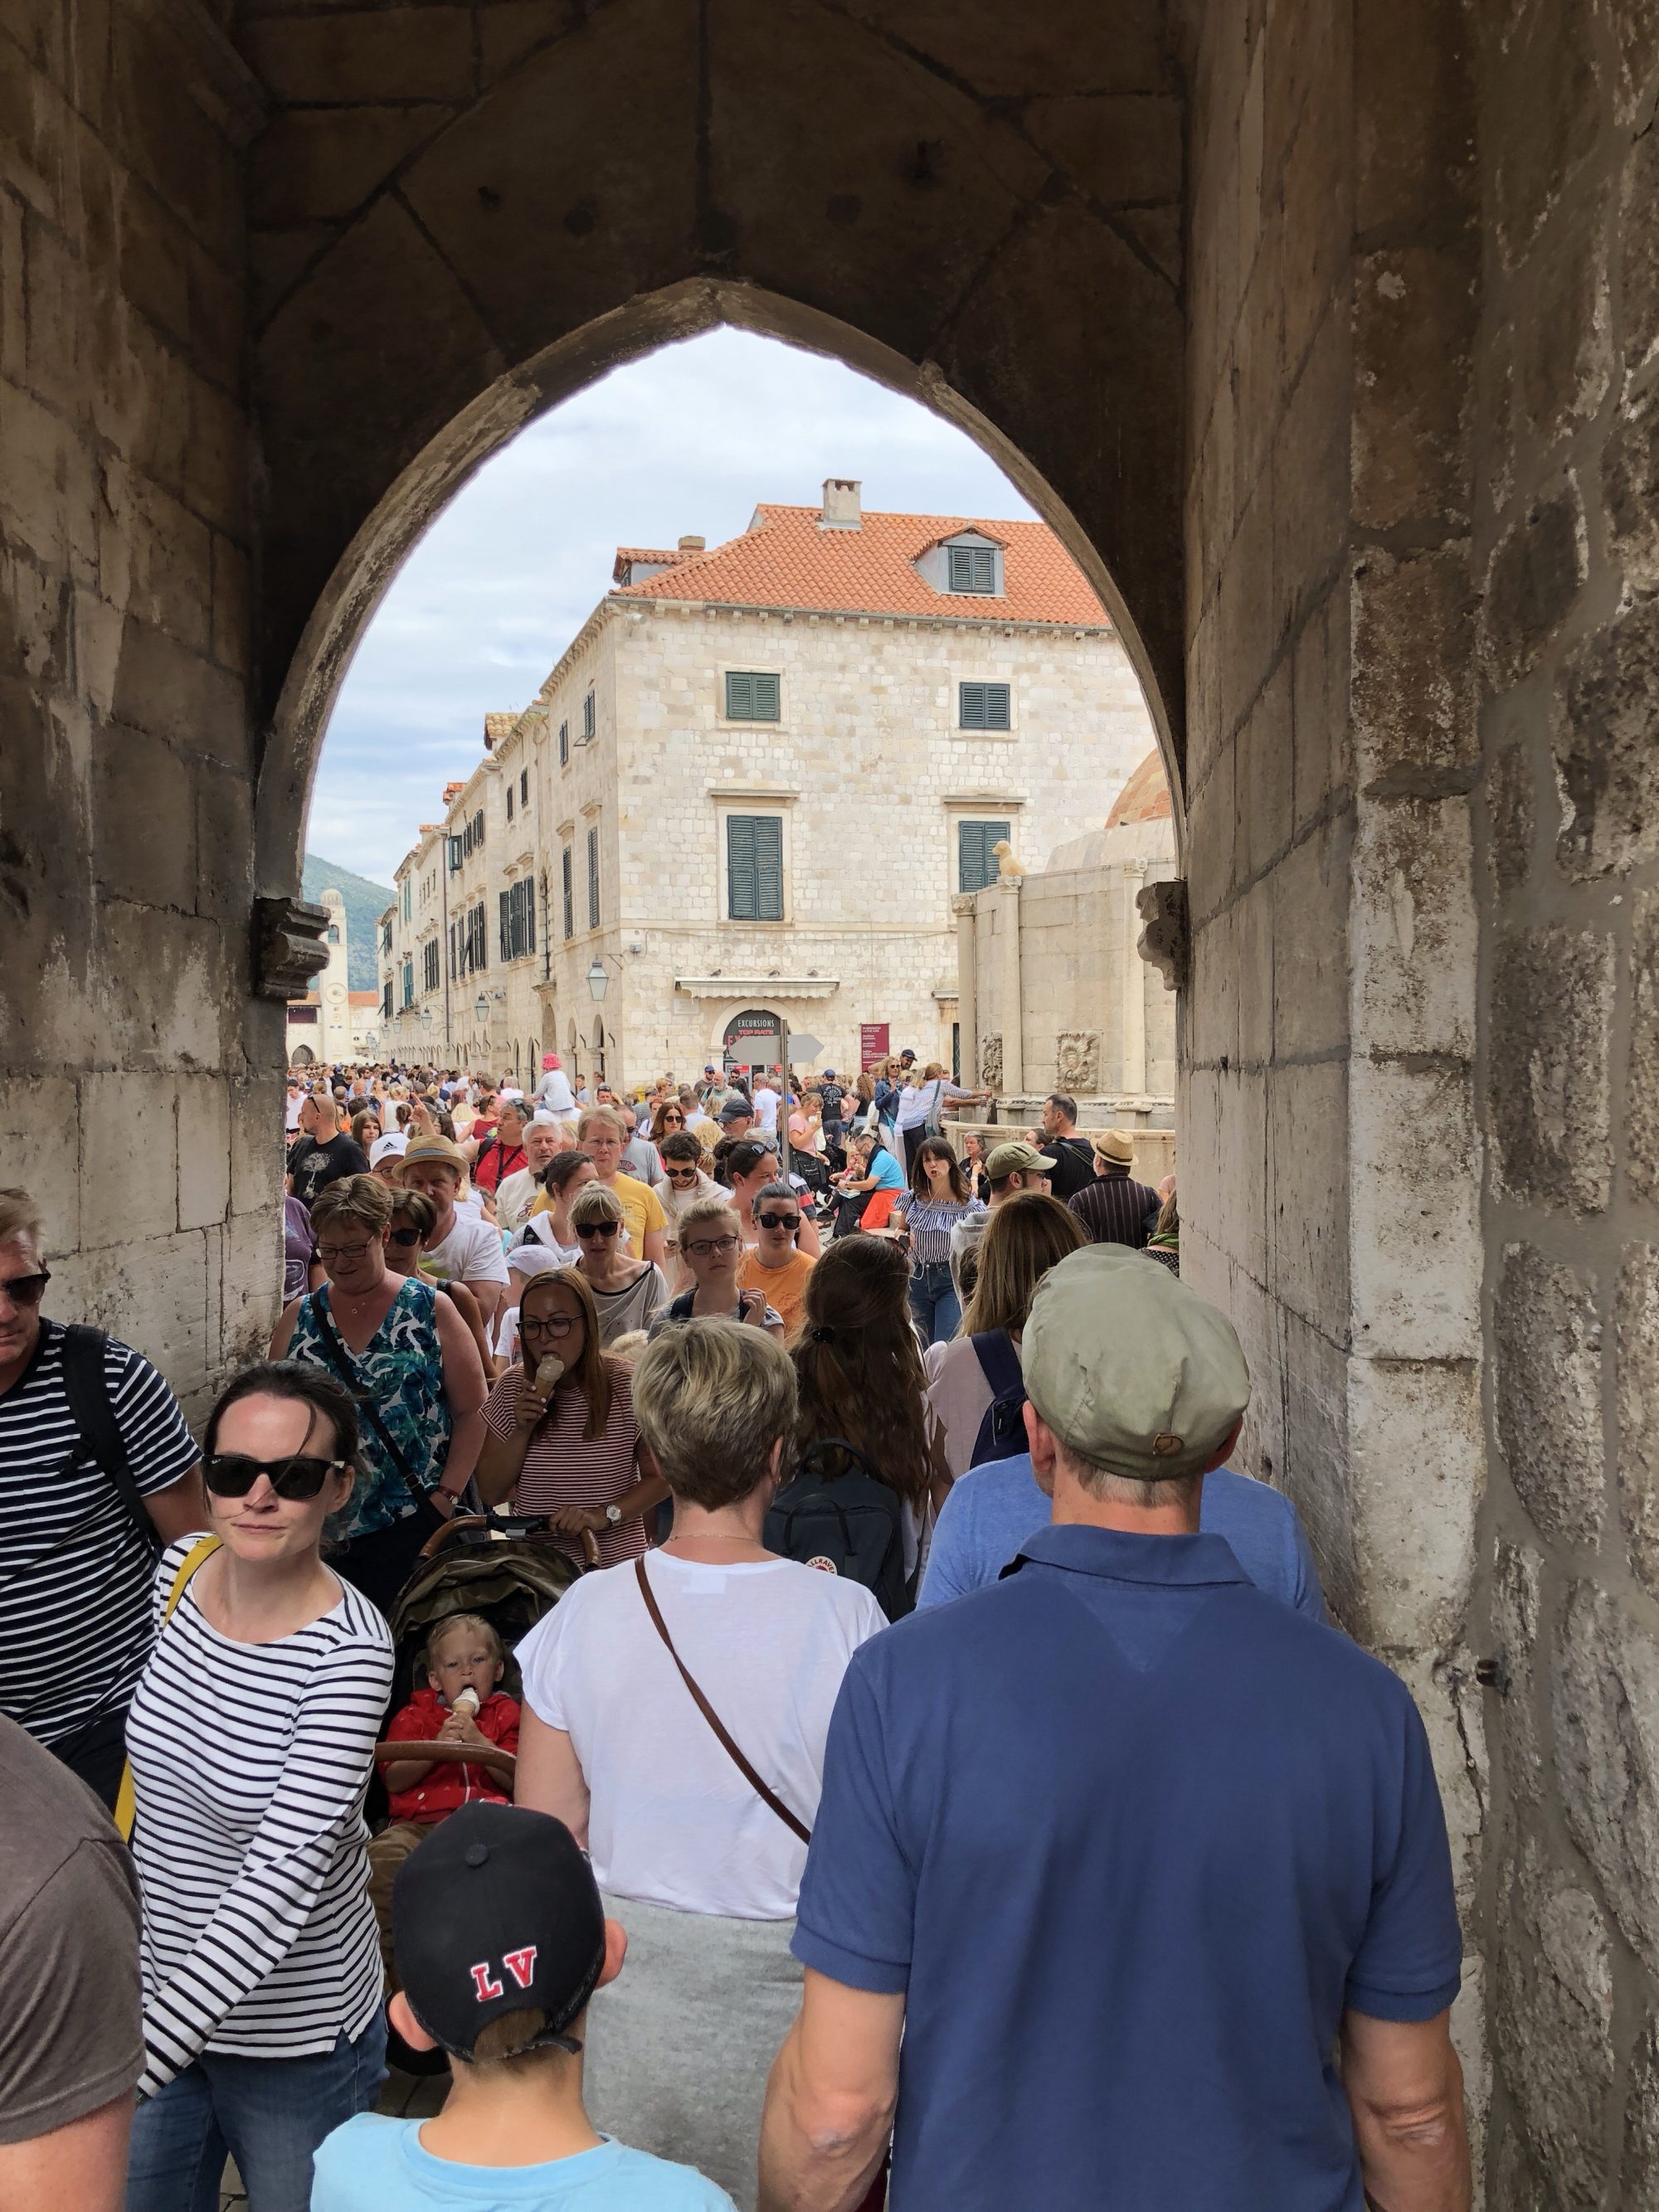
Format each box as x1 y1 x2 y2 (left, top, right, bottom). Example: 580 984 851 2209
918 1453 1328 1621
864 1147 907 1194
312 2117 737 2211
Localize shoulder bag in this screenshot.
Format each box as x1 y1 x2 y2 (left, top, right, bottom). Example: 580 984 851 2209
307 1287 428 1500
635 1557 810 1844
61 1325 158 1553
114 1535 221 1840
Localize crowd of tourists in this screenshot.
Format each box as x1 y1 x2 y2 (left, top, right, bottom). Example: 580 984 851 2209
0 1048 1470 2212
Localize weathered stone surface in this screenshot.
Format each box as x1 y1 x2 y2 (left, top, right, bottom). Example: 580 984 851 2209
1513 194 1612 451
1631 894 1659 1208
1491 0 1601 270
1352 543 1477 784
1492 1825 1614 2211
1347 1358 1481 1645
1554 1578 1659 1979
1270 813 1353 1057
1024 94 1183 207
1350 1058 1480 1360
1603 381 1659 595
1352 794 1477 1057
1480 488 1584 691
1623 2016 1659 2210
1622 127 1659 378
1491 1539 1545 1806
1487 732 1535 896
242 11 474 105
1494 1242 1603 1547
1354 246 1476 534
1489 927 1613 1212
1604 0 1659 123
1618 1246 1659 1603
1554 596 1659 880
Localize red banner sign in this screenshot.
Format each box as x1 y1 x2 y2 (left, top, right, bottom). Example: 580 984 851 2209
859 1023 890 1069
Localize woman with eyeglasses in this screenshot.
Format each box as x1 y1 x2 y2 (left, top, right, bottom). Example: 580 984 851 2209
124 1361 392 2212
475 1269 665 1566
649 1198 784 1337
569 1182 669 1347
270 1176 488 1614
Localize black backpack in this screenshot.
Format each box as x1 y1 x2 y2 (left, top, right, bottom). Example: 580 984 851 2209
968 1330 1028 1469
764 1438 910 1621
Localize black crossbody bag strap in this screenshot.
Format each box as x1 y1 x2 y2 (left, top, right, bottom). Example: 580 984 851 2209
61 1325 158 1554
306 1292 425 1495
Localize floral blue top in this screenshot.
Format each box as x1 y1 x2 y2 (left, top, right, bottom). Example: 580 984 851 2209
287 1279 451 1539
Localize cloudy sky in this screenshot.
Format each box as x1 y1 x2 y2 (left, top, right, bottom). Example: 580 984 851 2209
306 328 1038 887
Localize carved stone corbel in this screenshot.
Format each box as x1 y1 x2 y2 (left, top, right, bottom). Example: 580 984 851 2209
254 896 331 1001
1136 878 1190 994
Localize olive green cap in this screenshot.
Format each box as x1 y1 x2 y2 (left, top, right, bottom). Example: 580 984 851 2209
1020 1244 1250 1480
985 1140 1056 1179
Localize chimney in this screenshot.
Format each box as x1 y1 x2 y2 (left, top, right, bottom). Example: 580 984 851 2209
820 478 861 530
678 534 705 553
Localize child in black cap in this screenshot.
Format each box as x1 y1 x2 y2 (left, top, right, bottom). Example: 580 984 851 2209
311 1804 737 2210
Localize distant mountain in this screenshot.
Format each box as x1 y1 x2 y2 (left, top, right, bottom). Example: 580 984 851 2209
302 854 395 992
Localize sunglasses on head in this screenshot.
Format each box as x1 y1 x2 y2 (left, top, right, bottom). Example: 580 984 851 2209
0 1268 51 1307
576 1219 620 1238
204 1453 346 1500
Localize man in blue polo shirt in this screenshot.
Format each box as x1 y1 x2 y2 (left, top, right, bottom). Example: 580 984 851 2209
759 1245 1469 2212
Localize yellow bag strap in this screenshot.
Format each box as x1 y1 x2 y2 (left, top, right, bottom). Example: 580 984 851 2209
113 1536 221 1842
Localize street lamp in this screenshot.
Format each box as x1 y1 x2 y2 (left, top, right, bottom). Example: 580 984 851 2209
585 958 609 1003
419 1005 434 1029
474 992 489 1028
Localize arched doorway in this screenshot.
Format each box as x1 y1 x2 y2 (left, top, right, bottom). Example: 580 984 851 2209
722 1008 783 1082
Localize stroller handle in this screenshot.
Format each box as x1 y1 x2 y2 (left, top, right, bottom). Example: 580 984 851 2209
420 1513 601 1569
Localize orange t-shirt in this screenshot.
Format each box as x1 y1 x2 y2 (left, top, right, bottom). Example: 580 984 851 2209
737 1247 815 1334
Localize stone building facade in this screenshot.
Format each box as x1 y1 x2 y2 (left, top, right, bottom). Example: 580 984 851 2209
283 885 351 1063
379 486 1159 1086
9 0 1659 2191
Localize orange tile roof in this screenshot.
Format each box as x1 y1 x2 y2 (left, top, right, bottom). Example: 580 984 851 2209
612 504 1109 626
1106 749 1172 825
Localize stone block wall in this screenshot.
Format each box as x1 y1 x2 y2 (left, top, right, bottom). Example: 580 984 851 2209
1470 1 1659 2196
1179 0 1491 2149
0 0 276 1418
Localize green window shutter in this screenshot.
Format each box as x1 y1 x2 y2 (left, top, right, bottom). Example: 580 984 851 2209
959 681 1011 730
562 848 573 939
726 670 753 719
587 828 600 926
983 683 1010 729
959 682 985 729
755 815 784 918
752 672 781 721
499 890 510 962
959 818 1013 893
727 815 759 918
948 545 995 593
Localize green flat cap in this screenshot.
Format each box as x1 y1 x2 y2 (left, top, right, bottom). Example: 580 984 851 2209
985 1140 1056 1179
1021 1244 1250 1480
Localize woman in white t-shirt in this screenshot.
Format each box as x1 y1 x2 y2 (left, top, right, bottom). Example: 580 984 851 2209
514 1319 883 2212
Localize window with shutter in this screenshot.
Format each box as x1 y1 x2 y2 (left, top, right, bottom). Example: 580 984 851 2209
958 818 1013 893
587 827 600 928
499 890 511 961
583 692 596 739
727 815 784 920
520 770 529 804
724 670 781 722
959 682 1012 731
562 848 574 939
559 721 569 766
947 545 997 593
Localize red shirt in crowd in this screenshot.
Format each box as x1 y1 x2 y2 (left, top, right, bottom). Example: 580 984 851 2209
384 1686 521 1823
474 1136 525 1194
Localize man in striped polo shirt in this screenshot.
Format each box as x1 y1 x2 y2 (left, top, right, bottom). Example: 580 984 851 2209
1068 1127 1160 1251
0 1188 203 1806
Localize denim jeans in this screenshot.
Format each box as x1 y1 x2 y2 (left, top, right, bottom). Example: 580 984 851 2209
127 2011 387 2212
909 1260 961 1346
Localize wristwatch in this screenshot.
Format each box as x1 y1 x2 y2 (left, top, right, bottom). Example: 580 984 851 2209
604 1502 623 1526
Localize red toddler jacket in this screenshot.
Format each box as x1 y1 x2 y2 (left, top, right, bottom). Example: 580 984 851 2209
385 1687 521 1823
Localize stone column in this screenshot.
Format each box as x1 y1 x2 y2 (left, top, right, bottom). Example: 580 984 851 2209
1121 862 1149 1095
998 878 1024 1099
953 895 979 1094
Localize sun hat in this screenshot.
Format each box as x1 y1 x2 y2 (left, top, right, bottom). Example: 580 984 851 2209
401 1134 469 1174
1021 1244 1251 1482
1095 1129 1136 1167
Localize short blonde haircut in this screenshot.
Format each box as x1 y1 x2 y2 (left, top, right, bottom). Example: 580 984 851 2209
569 1181 624 1230
0 1189 45 1252
577 1107 625 1142
631 1318 796 1509
675 1195 741 1245
424 1611 504 1674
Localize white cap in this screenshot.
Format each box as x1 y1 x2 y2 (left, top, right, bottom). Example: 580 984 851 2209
506 1244 562 1278
369 1133 408 1169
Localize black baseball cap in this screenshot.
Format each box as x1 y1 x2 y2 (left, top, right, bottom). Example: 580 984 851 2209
392 1804 606 2059
718 1097 752 1122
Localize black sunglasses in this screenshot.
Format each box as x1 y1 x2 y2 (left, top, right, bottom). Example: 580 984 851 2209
0 1268 51 1307
204 1453 347 1500
757 1213 800 1232
387 1226 423 1247
576 1220 620 1238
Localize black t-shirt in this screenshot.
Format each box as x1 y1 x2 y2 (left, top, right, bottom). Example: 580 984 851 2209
288 1134 369 1209
1043 1135 1096 1202
819 1084 846 1124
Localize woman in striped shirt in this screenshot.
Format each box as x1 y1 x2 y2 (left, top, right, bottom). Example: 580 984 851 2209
475 1268 667 1566
125 1361 392 2212
893 1137 985 1345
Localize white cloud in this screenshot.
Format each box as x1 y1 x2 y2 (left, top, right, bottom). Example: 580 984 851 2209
307 327 1035 882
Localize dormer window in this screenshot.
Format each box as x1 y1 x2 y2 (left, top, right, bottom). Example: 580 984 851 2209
918 530 1005 598
948 545 997 594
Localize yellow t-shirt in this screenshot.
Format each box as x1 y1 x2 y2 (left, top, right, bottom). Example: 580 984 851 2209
531 1171 666 1256
737 1247 816 1334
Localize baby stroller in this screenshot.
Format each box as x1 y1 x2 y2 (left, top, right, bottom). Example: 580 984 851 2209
382 1508 600 1707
